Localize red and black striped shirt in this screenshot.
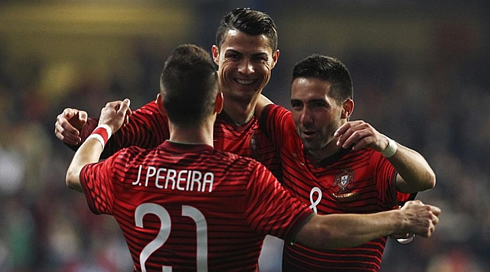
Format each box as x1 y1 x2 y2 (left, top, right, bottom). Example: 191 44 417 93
261 104 411 272
80 141 312 271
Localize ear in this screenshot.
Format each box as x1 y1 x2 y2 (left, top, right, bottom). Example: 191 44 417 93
215 92 224 114
271 49 280 69
341 98 354 119
156 93 166 115
211 45 220 66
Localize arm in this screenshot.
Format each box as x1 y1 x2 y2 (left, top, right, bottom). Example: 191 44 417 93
254 94 274 118
295 199 440 249
55 97 168 158
334 120 436 193
65 99 131 192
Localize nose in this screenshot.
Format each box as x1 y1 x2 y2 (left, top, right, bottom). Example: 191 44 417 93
238 59 254 74
299 108 312 124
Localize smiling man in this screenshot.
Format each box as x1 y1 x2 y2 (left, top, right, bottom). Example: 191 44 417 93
256 54 436 271
55 8 284 270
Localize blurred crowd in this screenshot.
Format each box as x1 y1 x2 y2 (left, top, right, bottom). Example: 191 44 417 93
1 2 489 272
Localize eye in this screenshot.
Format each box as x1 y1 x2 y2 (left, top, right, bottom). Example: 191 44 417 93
225 52 240 60
253 55 268 63
313 102 326 108
291 100 303 110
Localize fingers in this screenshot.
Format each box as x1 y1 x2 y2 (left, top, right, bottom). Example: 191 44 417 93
78 111 88 124
334 121 372 150
402 201 441 238
99 99 131 132
54 108 87 145
118 98 131 115
119 99 132 126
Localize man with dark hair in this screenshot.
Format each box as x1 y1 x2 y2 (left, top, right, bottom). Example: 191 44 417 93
55 9 436 271
256 54 436 271
65 44 440 272
55 9 284 269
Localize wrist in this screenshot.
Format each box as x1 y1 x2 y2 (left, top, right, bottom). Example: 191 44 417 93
86 124 112 149
397 234 415 245
382 136 397 158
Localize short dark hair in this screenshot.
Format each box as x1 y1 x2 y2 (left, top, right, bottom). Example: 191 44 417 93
216 8 278 51
292 54 353 103
160 44 218 126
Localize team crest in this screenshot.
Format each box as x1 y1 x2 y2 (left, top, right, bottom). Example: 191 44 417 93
334 169 354 193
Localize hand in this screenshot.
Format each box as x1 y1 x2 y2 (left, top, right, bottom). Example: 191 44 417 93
399 200 441 238
98 99 132 133
54 108 88 145
389 205 411 240
334 120 389 152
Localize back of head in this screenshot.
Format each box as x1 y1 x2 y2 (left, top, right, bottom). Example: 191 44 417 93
216 8 278 51
160 44 218 126
293 54 353 102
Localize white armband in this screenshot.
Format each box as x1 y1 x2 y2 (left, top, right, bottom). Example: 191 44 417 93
382 137 397 158
86 124 112 149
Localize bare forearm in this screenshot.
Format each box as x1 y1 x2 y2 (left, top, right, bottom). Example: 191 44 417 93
295 211 401 249
65 138 104 192
294 200 439 249
390 144 436 193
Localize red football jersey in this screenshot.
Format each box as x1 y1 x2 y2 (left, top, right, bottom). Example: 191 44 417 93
80 141 313 271
80 100 282 180
261 104 410 272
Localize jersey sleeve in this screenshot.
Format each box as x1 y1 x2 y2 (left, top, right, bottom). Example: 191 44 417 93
244 161 313 243
371 152 410 207
78 100 169 158
259 104 295 150
79 154 120 215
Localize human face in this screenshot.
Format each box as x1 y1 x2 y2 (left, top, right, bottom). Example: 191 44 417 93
291 77 346 157
212 29 279 104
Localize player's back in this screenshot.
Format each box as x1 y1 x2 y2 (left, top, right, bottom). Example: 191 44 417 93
100 141 309 271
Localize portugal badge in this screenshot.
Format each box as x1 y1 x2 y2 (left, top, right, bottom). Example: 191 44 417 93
334 168 354 193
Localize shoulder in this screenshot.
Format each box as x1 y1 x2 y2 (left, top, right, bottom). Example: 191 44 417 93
263 104 289 117
136 100 160 113
113 145 153 162
211 148 262 170
131 100 166 122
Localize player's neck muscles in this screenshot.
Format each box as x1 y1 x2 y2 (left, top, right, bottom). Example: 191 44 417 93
308 142 342 161
223 101 255 125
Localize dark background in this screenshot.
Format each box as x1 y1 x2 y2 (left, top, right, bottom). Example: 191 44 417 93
0 0 488 271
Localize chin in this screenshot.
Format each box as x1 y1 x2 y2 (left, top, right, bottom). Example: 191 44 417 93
302 140 322 151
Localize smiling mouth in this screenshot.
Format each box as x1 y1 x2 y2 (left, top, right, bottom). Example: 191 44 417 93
235 78 255 85
302 131 317 138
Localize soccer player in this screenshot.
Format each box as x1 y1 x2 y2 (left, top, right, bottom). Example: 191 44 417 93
54 8 434 271
65 44 440 272
255 54 436 271
55 8 284 269
54 8 282 179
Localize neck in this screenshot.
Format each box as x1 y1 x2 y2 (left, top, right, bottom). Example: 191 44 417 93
168 118 214 147
308 139 342 161
220 88 260 124
223 99 255 125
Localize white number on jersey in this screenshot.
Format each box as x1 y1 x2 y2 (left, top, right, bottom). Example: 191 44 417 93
135 203 208 272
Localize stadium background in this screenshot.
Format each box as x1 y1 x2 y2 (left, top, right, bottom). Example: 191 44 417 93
0 0 488 271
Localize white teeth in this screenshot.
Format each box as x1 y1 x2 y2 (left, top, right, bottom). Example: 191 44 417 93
236 79 255 85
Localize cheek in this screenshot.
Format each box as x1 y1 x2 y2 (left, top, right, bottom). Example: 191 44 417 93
219 62 232 77
257 63 272 76
291 112 301 125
